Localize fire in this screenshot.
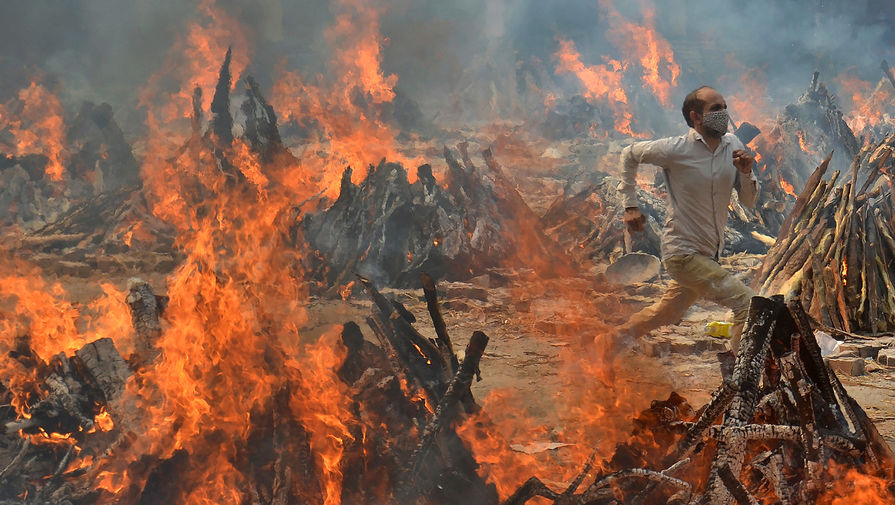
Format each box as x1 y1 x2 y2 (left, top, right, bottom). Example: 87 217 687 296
600 0 679 107
457 278 665 501
721 59 774 132
819 465 894 504
780 176 796 197
269 0 422 197
834 71 895 135
137 0 250 140
797 130 817 155
553 38 636 136
0 80 67 180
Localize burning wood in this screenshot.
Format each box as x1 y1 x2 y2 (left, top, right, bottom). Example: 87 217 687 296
0 271 501 505
754 132 895 334
301 143 572 290
502 296 895 504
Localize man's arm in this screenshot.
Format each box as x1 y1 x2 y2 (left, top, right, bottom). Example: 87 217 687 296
619 140 670 208
732 149 759 208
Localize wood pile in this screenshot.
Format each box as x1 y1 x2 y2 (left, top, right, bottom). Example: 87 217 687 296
300 142 573 290
0 100 140 233
753 132 895 334
504 295 895 505
748 72 862 236
0 273 500 505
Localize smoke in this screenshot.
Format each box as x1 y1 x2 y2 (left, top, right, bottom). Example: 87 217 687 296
1 0 893 137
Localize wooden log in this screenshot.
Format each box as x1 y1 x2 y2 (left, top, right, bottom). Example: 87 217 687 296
863 208 880 332
808 252 827 324
73 337 131 422
822 263 845 331
398 331 489 501
126 278 165 367
701 296 781 505
755 175 831 290
777 150 833 241
828 252 851 334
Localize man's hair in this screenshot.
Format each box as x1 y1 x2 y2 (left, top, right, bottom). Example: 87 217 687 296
682 86 712 127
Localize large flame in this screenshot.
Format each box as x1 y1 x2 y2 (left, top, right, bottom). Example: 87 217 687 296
269 0 422 197
600 0 679 107
0 80 67 181
834 72 895 136
553 38 636 136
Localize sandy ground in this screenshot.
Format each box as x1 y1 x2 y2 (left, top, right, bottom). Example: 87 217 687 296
300 254 895 456
25 252 895 487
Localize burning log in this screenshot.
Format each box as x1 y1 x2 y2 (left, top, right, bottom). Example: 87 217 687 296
341 274 497 505
754 132 895 334
503 295 895 505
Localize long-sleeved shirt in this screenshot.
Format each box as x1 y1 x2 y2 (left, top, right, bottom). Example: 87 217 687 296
618 129 759 260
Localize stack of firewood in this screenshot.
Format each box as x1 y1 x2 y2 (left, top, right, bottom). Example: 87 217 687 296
505 295 895 504
753 132 895 334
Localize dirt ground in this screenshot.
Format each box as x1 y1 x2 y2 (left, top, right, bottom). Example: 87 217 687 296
300 253 895 457
32 251 895 487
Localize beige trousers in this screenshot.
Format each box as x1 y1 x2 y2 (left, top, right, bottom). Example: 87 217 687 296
621 253 754 352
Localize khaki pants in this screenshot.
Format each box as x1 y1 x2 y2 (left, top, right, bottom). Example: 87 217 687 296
621 253 754 352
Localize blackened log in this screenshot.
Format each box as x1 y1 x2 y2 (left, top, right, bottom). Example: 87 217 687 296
420 272 456 369
778 354 821 481
501 477 562 505
209 47 233 145
6 354 94 435
701 296 781 505
582 468 691 504
398 331 488 501
787 299 841 420
241 75 284 160
191 86 203 135
719 464 760 505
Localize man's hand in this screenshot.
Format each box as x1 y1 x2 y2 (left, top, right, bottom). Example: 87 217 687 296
623 207 646 233
733 149 754 174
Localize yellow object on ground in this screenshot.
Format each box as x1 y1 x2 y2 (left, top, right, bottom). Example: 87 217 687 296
705 321 732 339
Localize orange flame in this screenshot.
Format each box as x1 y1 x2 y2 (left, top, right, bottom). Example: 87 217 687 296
0 80 67 180
834 71 895 135
600 0 679 107
780 176 796 197
553 38 636 136
269 0 422 198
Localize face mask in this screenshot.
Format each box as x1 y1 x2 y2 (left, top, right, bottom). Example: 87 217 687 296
701 109 729 137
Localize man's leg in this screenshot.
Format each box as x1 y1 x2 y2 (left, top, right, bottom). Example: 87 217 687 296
662 254 754 352
620 280 699 338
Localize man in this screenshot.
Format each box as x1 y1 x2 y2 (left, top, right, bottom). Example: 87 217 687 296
613 86 758 354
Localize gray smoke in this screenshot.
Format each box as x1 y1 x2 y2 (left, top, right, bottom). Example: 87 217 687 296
1 0 893 137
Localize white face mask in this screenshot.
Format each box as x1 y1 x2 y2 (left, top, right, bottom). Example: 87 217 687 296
701 109 729 137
